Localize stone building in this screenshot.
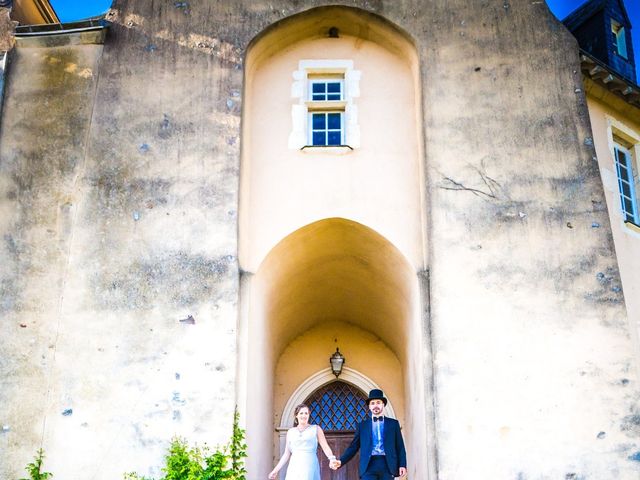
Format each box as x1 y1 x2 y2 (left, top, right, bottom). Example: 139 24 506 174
565 0 640 369
0 1 639 479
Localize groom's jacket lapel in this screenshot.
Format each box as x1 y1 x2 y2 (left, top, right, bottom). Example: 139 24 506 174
383 417 396 451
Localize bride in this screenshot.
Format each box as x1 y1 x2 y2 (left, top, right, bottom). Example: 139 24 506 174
268 403 336 480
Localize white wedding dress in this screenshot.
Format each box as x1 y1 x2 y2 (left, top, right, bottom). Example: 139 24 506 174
285 425 321 480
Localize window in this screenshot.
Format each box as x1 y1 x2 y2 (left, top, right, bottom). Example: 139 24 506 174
305 381 368 431
614 140 639 225
310 112 343 146
288 60 361 150
607 118 640 230
310 80 343 101
611 20 628 59
307 77 345 146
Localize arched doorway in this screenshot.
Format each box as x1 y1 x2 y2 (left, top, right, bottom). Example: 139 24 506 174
278 368 399 479
238 218 433 478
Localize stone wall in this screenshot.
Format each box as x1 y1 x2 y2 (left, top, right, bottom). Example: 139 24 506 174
0 1 638 478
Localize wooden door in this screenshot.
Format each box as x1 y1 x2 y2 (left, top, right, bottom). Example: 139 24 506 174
317 432 360 480
305 381 368 480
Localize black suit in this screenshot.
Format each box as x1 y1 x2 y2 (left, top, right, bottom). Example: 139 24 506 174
339 416 407 479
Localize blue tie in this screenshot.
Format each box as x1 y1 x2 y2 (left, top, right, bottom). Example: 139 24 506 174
372 417 384 454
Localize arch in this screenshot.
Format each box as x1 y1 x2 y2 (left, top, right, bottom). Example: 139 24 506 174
239 217 432 478
245 5 419 78
256 217 416 361
280 367 397 429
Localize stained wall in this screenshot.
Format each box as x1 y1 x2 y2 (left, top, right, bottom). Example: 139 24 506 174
0 1 638 479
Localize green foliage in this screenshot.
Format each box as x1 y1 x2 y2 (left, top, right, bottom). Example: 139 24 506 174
229 407 247 480
124 473 153 480
20 448 53 480
124 408 247 480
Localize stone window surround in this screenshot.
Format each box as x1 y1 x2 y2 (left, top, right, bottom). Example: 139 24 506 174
606 114 640 233
288 59 361 150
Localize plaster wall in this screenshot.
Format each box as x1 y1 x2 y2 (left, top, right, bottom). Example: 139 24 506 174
0 7 241 479
0 1 638 479
423 2 640 477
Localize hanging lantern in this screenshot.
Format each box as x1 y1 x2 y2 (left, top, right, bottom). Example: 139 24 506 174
329 347 345 378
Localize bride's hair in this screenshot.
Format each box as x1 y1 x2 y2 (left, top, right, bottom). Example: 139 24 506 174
293 403 310 426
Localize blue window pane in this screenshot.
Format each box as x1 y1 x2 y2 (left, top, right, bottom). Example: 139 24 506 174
328 132 341 145
312 83 326 100
327 113 341 129
327 82 340 93
312 114 326 129
619 163 630 176
313 132 326 145
624 197 634 213
327 94 341 100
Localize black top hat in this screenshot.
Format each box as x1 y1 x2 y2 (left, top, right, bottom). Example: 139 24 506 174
367 389 388 406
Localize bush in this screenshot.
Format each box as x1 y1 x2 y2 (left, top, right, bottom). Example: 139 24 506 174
20 448 53 480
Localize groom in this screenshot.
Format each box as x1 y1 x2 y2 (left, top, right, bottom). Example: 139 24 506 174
331 389 407 479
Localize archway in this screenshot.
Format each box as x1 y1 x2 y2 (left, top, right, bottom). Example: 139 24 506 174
238 218 431 478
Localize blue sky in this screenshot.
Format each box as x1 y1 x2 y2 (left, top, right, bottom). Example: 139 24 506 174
49 0 111 22
546 0 640 80
50 0 639 81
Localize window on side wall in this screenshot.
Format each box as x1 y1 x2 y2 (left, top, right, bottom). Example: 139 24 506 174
611 20 628 59
613 137 640 226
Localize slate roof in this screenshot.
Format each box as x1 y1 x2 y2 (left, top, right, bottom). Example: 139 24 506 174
563 0 631 32
580 50 640 110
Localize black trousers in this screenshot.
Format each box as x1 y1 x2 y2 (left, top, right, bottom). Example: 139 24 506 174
362 455 393 480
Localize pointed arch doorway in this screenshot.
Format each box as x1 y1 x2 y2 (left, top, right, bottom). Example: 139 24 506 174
278 368 399 479
238 218 434 478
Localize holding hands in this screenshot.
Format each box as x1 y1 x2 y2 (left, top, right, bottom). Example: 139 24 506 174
329 458 341 470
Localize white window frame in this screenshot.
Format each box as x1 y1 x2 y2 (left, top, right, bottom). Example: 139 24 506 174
607 116 640 229
613 142 639 225
288 60 361 150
